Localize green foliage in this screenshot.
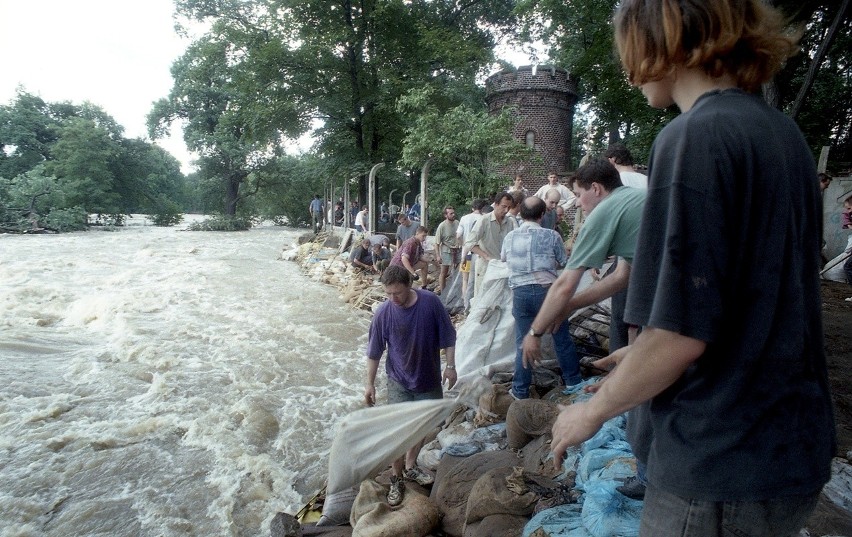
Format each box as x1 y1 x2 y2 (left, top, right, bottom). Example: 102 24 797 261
41 206 88 232
397 86 531 206
147 195 185 226
0 90 188 232
187 214 255 231
516 0 852 168
158 0 518 215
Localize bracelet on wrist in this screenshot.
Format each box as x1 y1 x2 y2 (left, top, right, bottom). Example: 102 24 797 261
445 365 455 370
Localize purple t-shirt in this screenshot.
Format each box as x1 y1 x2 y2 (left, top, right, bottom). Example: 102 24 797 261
367 289 456 392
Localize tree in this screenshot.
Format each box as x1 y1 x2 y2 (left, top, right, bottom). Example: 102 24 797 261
1 92 188 228
46 115 122 214
515 0 852 169
0 90 59 180
397 86 531 218
155 0 518 215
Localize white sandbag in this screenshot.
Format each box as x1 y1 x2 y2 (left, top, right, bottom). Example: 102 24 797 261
316 486 359 526
326 377 490 495
455 261 516 382
822 236 852 283
822 458 852 511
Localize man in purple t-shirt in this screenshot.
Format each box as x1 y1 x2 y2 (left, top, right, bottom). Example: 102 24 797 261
364 265 457 506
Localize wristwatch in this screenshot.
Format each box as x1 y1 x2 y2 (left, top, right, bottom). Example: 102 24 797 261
528 327 544 338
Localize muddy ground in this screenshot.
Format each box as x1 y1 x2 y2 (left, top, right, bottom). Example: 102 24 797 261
822 280 852 458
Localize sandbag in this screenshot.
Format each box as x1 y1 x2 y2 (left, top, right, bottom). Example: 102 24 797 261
464 514 529 537
523 503 591 537
580 480 642 537
441 269 465 315
822 236 852 282
317 485 359 526
505 399 561 449
473 382 514 427
326 378 490 495
464 466 537 525
349 478 440 537
432 450 521 537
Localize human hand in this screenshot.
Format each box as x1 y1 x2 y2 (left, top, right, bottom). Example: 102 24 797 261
551 403 604 469
364 384 376 407
522 334 542 369
443 368 458 389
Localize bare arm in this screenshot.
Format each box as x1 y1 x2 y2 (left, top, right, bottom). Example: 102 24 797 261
442 346 457 389
567 261 630 312
551 327 706 467
364 358 380 406
401 254 416 275
470 245 490 261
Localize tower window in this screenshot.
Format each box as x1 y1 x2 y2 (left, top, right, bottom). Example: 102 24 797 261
525 130 536 147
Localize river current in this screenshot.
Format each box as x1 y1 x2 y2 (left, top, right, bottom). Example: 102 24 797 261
0 216 372 536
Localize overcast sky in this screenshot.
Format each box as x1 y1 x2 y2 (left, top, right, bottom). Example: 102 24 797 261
0 0 196 171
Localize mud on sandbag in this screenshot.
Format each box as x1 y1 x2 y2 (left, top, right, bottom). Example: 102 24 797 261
349 478 440 537
464 466 538 526
506 399 561 450
432 450 521 537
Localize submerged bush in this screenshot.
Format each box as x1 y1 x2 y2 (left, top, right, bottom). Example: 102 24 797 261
43 207 88 232
187 215 255 231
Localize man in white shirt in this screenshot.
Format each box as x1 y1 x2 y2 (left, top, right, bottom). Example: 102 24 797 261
605 143 648 189
456 199 486 310
534 172 575 210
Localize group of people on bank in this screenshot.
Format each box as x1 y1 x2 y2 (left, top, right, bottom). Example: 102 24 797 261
359 0 838 535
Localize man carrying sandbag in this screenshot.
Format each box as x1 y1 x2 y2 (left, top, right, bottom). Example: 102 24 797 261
364 265 458 506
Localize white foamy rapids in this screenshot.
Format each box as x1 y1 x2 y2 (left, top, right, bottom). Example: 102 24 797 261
0 216 372 536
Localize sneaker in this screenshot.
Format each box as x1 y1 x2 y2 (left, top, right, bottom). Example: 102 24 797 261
387 475 404 506
403 466 435 486
616 476 646 500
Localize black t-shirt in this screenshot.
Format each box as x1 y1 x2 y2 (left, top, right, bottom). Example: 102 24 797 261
625 89 835 500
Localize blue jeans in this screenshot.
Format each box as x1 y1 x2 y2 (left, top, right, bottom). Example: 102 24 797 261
512 284 581 398
640 484 819 537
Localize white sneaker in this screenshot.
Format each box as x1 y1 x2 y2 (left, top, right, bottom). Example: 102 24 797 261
404 466 434 486
387 475 404 506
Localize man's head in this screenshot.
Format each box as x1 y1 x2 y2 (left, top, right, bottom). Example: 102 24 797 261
443 206 456 221
544 188 561 211
513 174 525 188
380 265 413 306
819 172 833 192
510 190 525 213
415 225 429 241
360 238 371 249
492 192 514 221
520 196 547 222
397 213 410 225
547 172 559 185
570 158 623 215
372 243 384 254
844 194 852 212
471 199 487 212
604 143 635 167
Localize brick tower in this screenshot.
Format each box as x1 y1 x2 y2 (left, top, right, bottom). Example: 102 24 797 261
485 65 580 193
